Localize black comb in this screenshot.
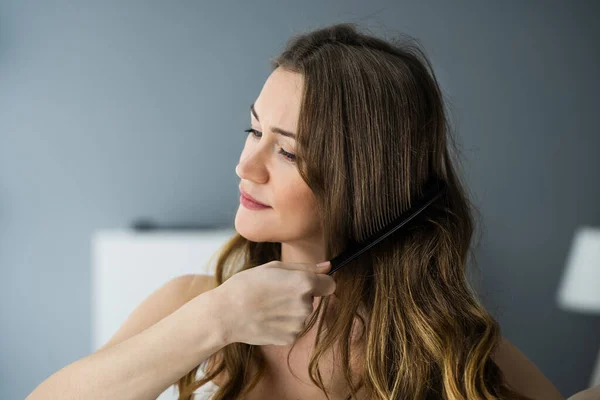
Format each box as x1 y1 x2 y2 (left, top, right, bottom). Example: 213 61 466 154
327 179 447 276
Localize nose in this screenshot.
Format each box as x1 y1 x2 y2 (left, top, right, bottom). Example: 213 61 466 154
235 146 268 184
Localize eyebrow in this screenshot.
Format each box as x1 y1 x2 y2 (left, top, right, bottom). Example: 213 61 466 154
250 103 296 140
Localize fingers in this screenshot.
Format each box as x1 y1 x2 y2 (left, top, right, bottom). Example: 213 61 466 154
266 261 336 297
314 261 332 274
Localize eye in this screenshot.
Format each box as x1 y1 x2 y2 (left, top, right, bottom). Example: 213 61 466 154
243 128 297 162
243 128 261 139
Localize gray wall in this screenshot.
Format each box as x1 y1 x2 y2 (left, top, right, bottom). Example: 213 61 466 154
1 1 599 399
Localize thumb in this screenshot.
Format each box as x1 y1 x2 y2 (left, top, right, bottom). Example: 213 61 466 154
314 260 332 274
273 260 332 274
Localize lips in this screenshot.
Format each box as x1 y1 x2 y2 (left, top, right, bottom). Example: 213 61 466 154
239 187 270 207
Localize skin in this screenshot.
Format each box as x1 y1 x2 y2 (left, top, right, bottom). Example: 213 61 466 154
235 67 326 268
233 67 565 400
234 67 339 379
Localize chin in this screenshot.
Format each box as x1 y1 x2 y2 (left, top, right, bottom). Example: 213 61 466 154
234 206 316 244
234 209 274 243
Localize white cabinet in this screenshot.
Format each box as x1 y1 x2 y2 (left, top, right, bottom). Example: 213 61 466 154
91 229 235 399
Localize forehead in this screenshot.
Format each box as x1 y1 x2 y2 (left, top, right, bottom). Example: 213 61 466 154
253 68 304 132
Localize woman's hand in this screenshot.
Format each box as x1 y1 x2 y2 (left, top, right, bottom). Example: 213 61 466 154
212 260 335 346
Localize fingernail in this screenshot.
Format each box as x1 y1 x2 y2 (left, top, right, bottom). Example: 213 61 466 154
316 261 331 268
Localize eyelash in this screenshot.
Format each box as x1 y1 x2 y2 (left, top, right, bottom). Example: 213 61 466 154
243 128 297 162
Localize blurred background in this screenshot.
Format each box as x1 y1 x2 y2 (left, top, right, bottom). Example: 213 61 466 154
1 1 599 399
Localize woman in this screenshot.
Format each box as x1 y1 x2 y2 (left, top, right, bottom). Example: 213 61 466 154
27 23 565 400
177 23 564 399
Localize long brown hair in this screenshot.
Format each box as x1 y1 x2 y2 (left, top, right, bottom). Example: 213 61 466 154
177 23 532 400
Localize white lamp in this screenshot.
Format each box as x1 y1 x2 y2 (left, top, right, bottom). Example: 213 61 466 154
557 226 600 387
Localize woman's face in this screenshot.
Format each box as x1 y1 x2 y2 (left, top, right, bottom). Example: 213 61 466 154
235 68 322 244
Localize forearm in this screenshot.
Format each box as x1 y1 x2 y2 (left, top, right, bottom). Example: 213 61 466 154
27 289 228 400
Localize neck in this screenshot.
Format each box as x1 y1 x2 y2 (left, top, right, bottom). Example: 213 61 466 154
279 231 326 265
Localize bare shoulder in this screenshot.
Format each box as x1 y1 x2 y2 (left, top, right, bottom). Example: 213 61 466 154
187 273 219 296
492 336 565 400
97 274 218 352
567 385 600 400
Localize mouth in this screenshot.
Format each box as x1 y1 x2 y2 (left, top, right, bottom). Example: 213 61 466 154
239 188 271 209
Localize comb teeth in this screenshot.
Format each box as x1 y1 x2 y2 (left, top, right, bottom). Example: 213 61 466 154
357 190 396 244
328 179 446 276
358 181 413 244
379 179 445 240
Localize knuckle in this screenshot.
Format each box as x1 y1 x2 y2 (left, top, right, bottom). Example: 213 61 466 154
295 274 313 293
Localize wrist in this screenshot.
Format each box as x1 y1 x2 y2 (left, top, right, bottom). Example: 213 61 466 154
199 286 235 346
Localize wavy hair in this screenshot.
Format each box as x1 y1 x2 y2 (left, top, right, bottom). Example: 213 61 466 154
176 23 532 400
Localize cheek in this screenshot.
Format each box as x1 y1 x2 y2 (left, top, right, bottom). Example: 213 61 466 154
275 178 312 209
275 182 320 225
